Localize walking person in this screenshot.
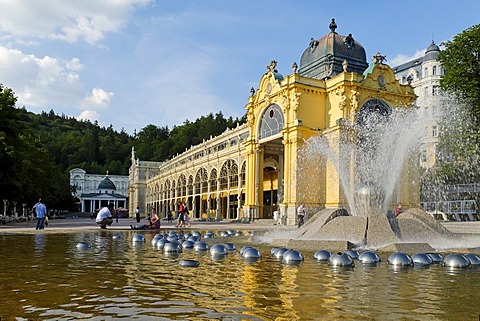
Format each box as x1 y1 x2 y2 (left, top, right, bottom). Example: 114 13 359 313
135 206 141 223
184 206 191 228
297 203 306 228
176 201 185 228
167 208 173 223
33 197 47 230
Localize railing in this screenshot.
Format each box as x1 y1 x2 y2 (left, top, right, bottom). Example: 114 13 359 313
424 183 480 195
420 200 477 222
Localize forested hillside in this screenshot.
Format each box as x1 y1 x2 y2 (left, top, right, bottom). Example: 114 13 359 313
1 84 245 210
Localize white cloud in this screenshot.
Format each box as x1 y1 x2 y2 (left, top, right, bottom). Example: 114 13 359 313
0 46 83 107
390 49 426 67
0 0 152 44
77 109 99 122
66 58 84 71
85 88 114 107
0 45 109 117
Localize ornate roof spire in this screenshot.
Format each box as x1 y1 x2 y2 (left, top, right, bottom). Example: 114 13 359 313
329 18 337 33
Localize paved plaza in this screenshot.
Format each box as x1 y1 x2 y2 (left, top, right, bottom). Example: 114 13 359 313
1 215 480 235
0 216 282 234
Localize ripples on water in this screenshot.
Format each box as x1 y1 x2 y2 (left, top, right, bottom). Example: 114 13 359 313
1 232 480 320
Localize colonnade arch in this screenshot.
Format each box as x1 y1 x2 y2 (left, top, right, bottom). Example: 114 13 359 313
145 158 247 221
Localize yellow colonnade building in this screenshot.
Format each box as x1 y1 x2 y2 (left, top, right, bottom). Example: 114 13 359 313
128 20 417 225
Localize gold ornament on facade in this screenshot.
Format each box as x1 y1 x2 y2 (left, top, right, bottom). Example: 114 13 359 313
247 109 255 127
337 89 347 111
292 61 298 73
281 94 288 109
350 90 359 109
291 91 301 114
264 94 271 105
266 60 278 73
342 59 348 72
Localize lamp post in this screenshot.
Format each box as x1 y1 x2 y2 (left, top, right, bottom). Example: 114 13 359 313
3 199 8 216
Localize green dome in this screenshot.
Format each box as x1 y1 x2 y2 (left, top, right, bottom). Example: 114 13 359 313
98 176 116 190
299 18 368 80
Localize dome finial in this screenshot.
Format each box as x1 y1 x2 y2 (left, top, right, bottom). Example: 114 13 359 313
372 52 387 64
266 60 278 73
329 18 337 33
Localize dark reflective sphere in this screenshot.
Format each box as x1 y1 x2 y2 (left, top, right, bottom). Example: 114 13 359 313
358 251 381 264
194 241 208 251
182 240 195 249
329 252 354 267
387 253 412 267
179 259 200 268
465 253 480 265
132 234 145 243
344 250 360 259
272 247 289 259
314 250 331 261
443 253 471 268
283 249 304 262
210 243 228 256
426 253 443 263
76 242 91 249
242 247 262 262
164 241 182 253
156 239 169 250
412 253 433 266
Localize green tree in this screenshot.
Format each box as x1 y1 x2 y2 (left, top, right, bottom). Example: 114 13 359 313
421 24 480 190
439 24 480 118
0 84 22 200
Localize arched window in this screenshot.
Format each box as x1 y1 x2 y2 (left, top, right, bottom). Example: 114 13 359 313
259 104 284 140
209 169 218 192
432 65 437 75
424 67 428 77
356 99 391 127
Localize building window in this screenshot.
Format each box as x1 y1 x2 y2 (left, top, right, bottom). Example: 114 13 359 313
432 85 439 96
432 66 437 75
424 86 429 97
432 125 438 137
424 67 428 77
259 104 284 140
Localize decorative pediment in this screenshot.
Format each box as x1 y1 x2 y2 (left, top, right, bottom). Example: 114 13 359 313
251 71 285 105
361 63 415 100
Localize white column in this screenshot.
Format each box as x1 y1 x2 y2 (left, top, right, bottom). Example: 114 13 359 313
254 148 260 220
207 180 211 221
236 172 242 220
216 177 221 221
226 174 231 219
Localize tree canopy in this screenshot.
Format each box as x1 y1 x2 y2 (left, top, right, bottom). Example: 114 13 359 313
422 24 480 188
0 83 245 211
439 24 480 118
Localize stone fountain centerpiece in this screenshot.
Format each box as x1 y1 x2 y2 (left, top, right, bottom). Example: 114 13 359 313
259 105 478 252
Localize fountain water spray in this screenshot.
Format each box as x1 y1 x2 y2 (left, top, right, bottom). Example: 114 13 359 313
298 106 431 217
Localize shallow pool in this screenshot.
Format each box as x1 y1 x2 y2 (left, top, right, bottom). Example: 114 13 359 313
1 230 479 320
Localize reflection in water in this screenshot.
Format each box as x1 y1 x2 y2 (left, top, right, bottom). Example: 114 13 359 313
0 232 480 320
34 234 46 255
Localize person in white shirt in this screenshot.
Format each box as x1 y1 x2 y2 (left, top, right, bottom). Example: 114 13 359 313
96 203 114 229
297 203 306 228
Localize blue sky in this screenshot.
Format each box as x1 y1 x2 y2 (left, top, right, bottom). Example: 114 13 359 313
0 1 478 135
